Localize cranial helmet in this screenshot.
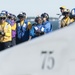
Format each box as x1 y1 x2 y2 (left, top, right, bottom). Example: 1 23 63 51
41 13 49 21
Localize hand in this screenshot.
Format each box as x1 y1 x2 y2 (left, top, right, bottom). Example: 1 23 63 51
1 31 5 36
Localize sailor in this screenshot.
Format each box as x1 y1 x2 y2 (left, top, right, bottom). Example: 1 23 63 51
16 12 32 44
41 13 52 33
0 13 12 50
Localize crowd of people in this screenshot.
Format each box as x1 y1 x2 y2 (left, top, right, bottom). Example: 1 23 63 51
0 10 52 51
59 6 75 28
0 6 75 51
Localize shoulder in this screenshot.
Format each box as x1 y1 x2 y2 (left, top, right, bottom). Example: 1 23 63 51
5 22 10 25
59 15 64 20
24 20 31 24
46 21 52 25
24 20 28 23
4 22 11 29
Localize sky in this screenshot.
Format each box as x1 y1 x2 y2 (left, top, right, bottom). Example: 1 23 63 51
0 0 75 17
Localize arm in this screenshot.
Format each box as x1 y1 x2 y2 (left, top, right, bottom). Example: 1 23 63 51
27 22 32 30
11 23 16 30
4 24 11 37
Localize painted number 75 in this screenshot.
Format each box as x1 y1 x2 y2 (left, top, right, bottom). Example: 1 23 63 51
41 51 55 70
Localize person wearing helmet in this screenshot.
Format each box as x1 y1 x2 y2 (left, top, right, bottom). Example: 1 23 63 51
7 14 17 46
59 6 67 28
0 13 12 51
60 6 66 13
5 13 17 46
29 16 45 39
1 10 8 17
61 9 71 28
59 6 66 19
41 13 52 33
16 12 32 44
6 13 12 24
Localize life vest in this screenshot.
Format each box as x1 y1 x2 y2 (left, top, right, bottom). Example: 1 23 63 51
17 21 27 39
0 22 12 42
34 24 45 36
61 17 71 28
43 21 52 33
17 20 30 42
30 24 45 38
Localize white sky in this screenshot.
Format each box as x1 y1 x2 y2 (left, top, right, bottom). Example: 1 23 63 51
0 0 75 17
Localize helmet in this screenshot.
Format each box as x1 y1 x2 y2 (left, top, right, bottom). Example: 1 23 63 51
0 13 6 18
7 13 12 17
71 8 75 16
41 13 49 21
17 12 26 18
1 10 8 16
60 6 66 9
12 14 16 21
69 8 75 18
7 13 12 16
22 12 26 17
10 14 16 19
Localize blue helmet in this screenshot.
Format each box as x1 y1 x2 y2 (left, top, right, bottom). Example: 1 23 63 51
71 8 75 16
70 8 75 18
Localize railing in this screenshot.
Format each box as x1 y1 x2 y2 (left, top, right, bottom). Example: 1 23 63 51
27 17 58 21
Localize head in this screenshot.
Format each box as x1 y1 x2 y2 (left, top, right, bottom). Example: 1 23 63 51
0 13 6 24
17 12 26 21
7 13 12 20
12 14 16 21
1 10 8 17
60 6 66 13
8 14 16 21
62 9 70 17
35 16 43 24
41 13 49 22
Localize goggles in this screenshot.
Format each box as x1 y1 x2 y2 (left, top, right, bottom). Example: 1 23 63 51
0 17 6 20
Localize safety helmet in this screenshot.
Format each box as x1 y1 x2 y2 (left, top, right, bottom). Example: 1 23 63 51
17 12 26 18
69 8 75 19
0 13 6 18
6 13 13 20
71 8 75 16
9 14 16 20
41 13 49 21
12 14 16 21
60 6 66 9
7 13 12 16
22 12 26 17
1 10 8 16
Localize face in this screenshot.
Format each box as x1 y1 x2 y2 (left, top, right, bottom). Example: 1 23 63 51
0 17 6 23
8 16 11 20
65 13 69 18
60 8 65 13
37 18 43 24
19 16 25 21
20 18 25 21
42 17 46 22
